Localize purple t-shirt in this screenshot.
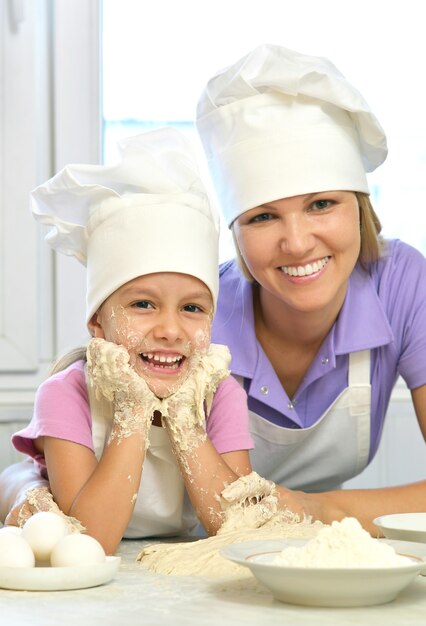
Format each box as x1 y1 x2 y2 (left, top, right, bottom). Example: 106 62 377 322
13 360 253 475
212 240 426 461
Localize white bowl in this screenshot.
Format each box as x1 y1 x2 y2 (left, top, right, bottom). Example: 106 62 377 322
221 539 423 607
374 513 426 543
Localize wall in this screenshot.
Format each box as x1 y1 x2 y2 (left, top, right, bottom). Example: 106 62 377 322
0 0 100 468
0 0 424 492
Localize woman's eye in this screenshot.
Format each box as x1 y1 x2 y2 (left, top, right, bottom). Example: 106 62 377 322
311 199 332 211
249 212 274 223
133 300 153 309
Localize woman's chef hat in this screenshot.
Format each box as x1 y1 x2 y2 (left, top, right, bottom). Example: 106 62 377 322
31 128 220 322
196 44 388 225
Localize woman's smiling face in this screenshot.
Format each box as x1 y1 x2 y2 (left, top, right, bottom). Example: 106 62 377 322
233 191 361 316
89 272 213 398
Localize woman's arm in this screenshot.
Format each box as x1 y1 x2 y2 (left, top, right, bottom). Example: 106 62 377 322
413 384 426 439
277 384 426 534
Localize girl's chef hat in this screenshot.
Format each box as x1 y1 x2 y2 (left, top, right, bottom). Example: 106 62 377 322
196 44 388 225
31 128 219 322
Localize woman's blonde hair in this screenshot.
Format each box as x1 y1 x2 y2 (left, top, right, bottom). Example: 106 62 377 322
231 192 383 281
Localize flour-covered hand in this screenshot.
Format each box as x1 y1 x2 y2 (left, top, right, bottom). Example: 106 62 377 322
86 338 161 440
159 344 230 453
161 343 231 425
6 486 85 533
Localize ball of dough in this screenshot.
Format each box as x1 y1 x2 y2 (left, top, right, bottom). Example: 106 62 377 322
22 511 70 562
50 533 106 567
0 533 35 567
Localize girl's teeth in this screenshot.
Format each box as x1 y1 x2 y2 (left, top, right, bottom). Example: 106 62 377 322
141 353 182 364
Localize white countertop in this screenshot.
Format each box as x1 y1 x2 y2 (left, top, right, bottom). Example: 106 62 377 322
1 538 426 626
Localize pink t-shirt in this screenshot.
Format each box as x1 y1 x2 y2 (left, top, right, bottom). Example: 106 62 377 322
12 360 253 476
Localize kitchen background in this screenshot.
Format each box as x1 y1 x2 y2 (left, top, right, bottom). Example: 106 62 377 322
1 0 425 488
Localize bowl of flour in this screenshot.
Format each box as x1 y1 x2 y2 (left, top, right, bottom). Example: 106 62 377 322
221 517 423 607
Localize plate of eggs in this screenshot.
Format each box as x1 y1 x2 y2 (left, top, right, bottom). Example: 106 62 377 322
0 512 120 591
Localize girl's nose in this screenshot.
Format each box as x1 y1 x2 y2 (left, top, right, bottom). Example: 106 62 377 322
152 312 182 343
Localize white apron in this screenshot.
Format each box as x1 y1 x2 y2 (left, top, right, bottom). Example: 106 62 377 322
86 373 198 538
242 350 371 492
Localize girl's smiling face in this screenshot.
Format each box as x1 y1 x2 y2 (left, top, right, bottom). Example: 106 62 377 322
233 191 361 318
89 272 213 398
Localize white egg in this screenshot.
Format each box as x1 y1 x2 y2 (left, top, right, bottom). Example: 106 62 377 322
50 533 106 567
22 511 70 562
0 533 35 567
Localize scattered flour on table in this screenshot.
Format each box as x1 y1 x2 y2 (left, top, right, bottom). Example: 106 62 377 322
137 472 323 578
272 517 408 568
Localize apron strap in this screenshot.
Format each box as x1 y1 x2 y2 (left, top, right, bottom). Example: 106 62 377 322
348 350 370 386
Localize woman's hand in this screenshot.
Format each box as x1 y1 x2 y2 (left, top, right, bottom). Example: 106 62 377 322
274 484 344 524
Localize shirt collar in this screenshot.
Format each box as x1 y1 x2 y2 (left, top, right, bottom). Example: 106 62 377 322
212 261 259 377
332 263 394 354
213 260 394 378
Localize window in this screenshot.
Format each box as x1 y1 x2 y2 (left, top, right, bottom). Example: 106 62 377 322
102 0 426 260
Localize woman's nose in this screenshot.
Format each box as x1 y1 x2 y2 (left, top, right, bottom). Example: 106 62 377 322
279 214 315 256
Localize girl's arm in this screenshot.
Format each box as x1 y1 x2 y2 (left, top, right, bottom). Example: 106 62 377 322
40 338 161 555
161 345 253 535
276 384 426 534
165 423 252 535
39 428 148 554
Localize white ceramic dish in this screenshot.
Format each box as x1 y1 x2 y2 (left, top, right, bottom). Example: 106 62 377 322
381 539 426 576
374 513 426 543
221 539 423 607
0 556 120 591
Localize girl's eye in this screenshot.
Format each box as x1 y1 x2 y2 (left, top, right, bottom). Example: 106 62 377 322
133 300 153 309
183 304 202 313
249 212 274 224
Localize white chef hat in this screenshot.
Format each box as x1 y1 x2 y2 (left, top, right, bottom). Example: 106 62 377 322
31 128 220 323
196 44 388 225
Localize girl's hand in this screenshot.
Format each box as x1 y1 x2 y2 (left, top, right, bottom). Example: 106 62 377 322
86 338 156 402
161 343 231 426
159 344 231 454
86 338 162 441
4 484 49 527
5 485 84 532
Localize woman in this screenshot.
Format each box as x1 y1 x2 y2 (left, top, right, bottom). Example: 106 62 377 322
196 44 426 532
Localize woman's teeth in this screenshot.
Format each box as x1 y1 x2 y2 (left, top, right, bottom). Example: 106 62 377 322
281 256 330 277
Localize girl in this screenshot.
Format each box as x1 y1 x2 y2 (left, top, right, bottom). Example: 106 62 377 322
4 129 253 554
